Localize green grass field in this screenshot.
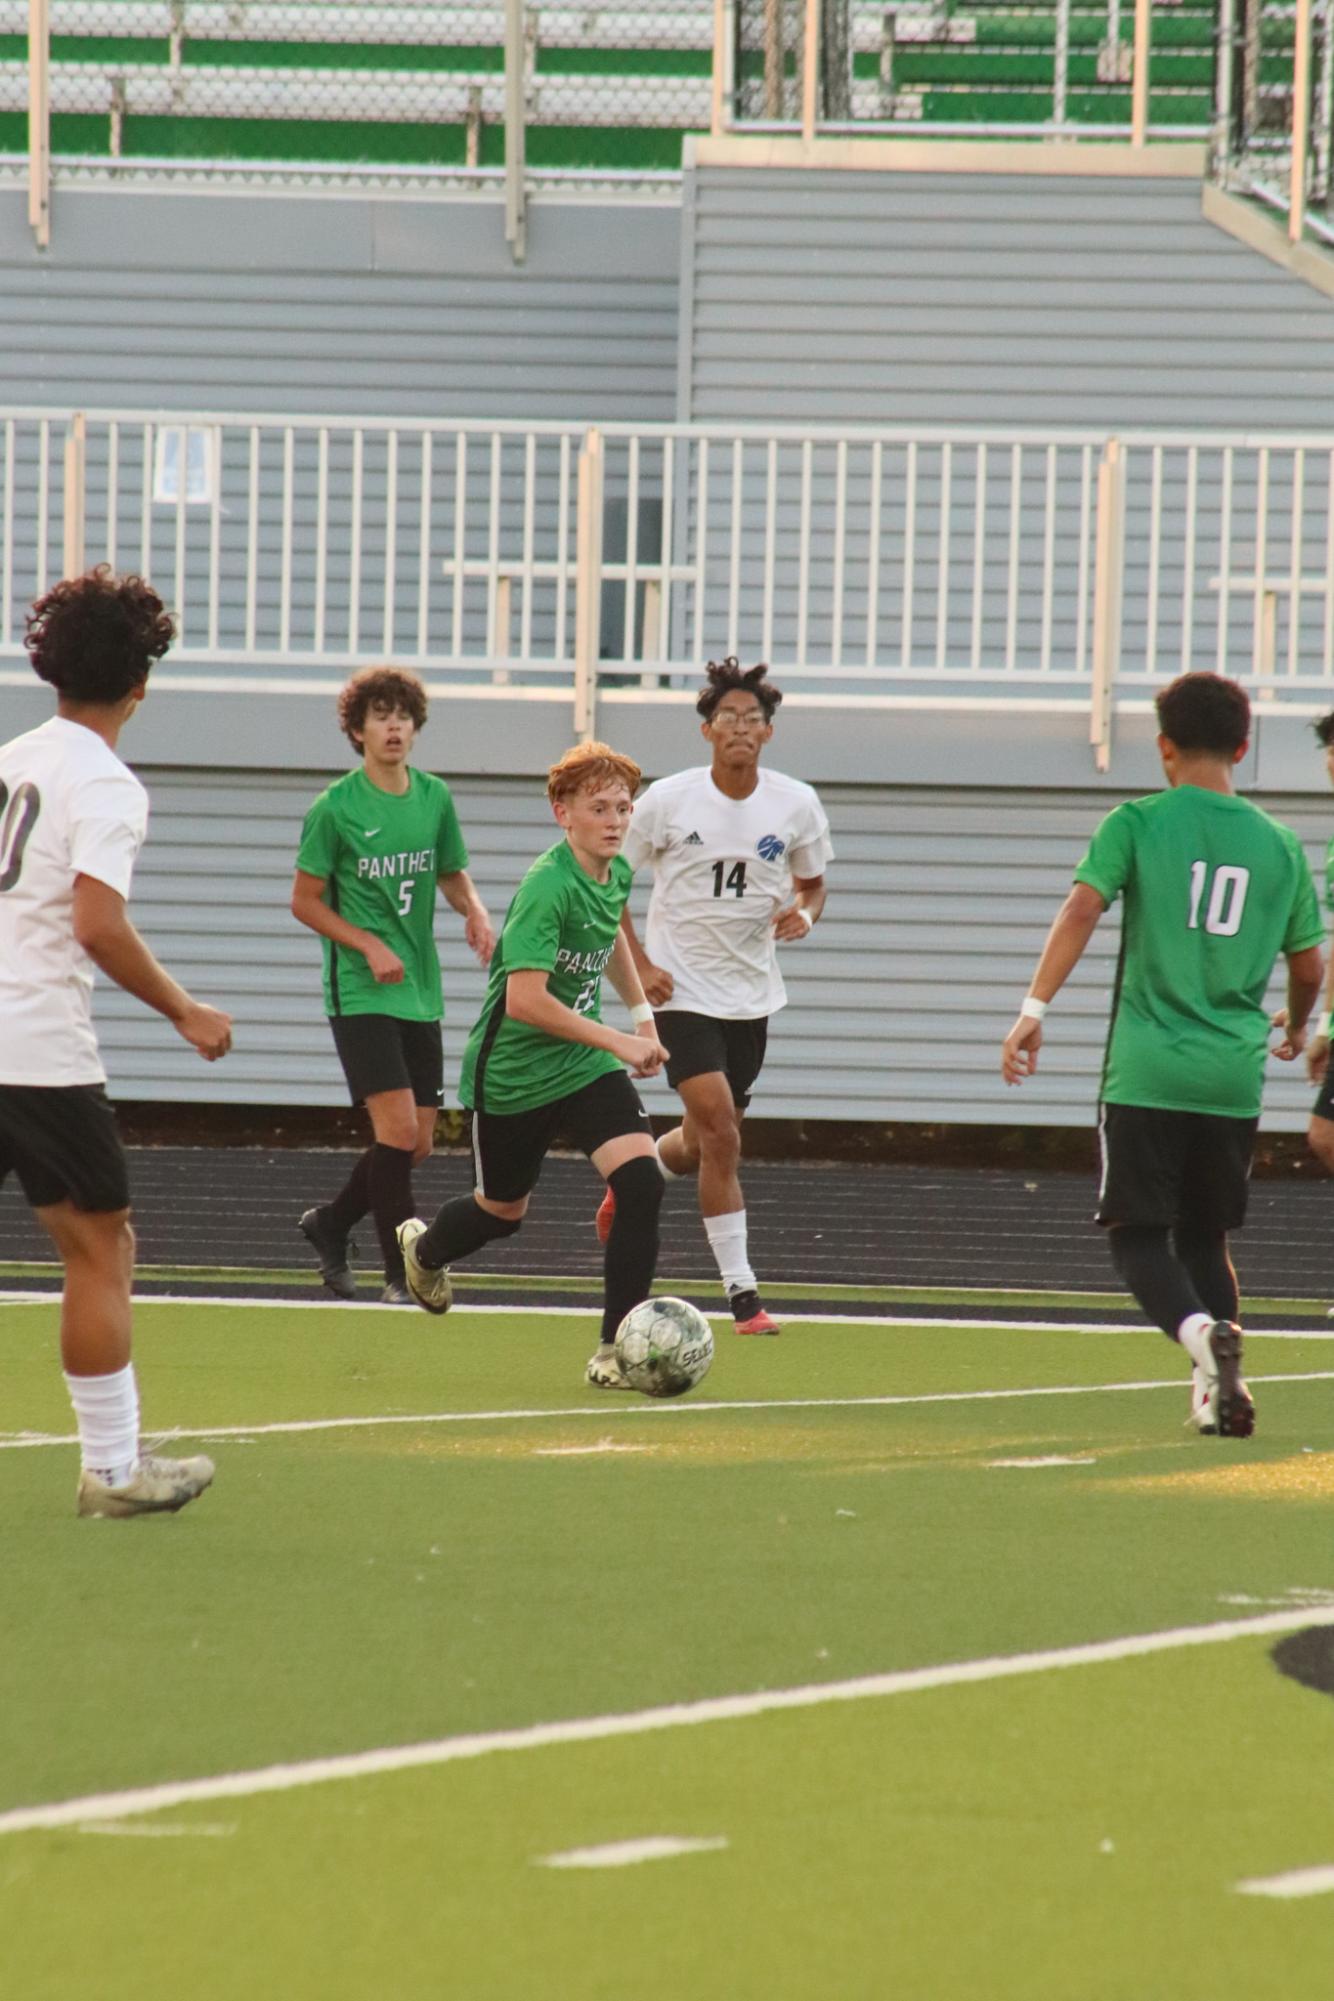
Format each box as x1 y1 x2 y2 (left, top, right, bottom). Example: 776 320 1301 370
5 1298 1334 1999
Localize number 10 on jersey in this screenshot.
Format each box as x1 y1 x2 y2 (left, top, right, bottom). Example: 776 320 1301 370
1187 861 1249 936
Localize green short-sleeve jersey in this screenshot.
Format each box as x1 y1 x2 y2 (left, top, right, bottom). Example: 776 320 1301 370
296 767 469 1020
1074 786 1323 1118
460 841 632 1114
1325 834 1334 913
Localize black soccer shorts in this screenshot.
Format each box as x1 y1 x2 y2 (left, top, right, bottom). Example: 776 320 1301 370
653 1009 769 1110
1312 1043 1334 1124
329 1013 444 1109
470 1068 651 1204
0 1083 131 1213
1095 1101 1259 1234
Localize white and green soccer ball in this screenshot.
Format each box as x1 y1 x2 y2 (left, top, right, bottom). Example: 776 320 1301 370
614 1296 714 1399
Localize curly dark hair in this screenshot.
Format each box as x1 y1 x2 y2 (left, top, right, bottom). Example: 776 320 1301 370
695 657 783 724
25 567 175 703
1313 710 1334 749
1154 672 1251 756
337 666 429 753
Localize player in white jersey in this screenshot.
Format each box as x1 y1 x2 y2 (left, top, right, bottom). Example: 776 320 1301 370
596 659 832 1332
0 568 232 1517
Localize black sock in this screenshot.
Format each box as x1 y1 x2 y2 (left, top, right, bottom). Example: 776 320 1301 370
600 1156 664 1345
1173 1226 1239 1324
1108 1224 1206 1341
419 1195 522 1269
369 1142 415 1285
326 1147 373 1235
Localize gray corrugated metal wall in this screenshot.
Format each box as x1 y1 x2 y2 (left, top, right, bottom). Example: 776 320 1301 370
679 171 1334 427
92 768 1331 1134
0 191 680 419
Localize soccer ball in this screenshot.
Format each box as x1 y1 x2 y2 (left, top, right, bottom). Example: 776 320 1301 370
614 1296 714 1399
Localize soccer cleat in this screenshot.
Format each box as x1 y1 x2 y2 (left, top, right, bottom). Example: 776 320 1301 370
586 1343 631 1390
1187 1364 1217 1436
298 1206 357 1301
729 1287 780 1336
77 1452 215 1519
379 1283 414 1305
396 1218 453 1316
595 1187 616 1244
1206 1320 1256 1438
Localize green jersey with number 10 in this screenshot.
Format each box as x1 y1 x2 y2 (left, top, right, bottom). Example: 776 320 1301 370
1074 785 1323 1118
460 840 632 1114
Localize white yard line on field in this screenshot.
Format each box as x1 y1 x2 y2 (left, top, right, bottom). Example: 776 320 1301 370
535 1835 729 1869
1235 1863 1334 1899
4 1369 1334 1453
1 1606 1329 1840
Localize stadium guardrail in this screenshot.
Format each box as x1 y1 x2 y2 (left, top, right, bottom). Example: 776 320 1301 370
3 410 1334 765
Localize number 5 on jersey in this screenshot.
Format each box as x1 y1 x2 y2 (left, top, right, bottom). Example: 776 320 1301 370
1188 861 1249 937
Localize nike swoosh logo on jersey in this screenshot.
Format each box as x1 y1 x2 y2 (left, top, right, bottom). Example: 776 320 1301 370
364 827 380 837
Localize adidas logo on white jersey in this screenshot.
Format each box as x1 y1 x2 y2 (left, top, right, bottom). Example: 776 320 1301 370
684 831 704 845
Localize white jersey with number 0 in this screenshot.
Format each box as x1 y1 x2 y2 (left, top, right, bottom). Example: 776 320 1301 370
622 765 833 1019
0 716 148 1086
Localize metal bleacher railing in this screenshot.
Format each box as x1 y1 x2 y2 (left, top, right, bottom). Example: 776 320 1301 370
4 408 1334 769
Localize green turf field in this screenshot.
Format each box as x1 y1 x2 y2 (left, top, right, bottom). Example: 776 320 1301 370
5 1298 1334 1999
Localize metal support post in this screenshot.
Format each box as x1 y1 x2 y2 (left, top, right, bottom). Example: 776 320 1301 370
504 0 527 265
63 413 87 580
28 0 50 250
1090 438 1126 774
574 429 604 743
1053 0 1070 128
1131 0 1151 145
1212 0 1236 181
1291 0 1314 241
802 0 821 142
712 0 728 134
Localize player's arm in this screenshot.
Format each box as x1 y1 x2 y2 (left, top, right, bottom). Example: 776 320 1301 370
290 868 404 985
604 927 668 1061
774 872 826 943
1304 932 1334 1080
72 874 232 1061
505 968 668 1079
1274 944 1324 1063
617 905 674 1007
437 867 495 967
1001 881 1108 1086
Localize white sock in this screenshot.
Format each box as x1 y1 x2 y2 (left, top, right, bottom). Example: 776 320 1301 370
654 1135 681 1182
1177 1313 1215 1373
65 1362 140 1487
704 1211 756 1297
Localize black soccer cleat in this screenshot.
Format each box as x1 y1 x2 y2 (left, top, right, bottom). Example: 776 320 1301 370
1207 1321 1256 1439
298 1206 358 1301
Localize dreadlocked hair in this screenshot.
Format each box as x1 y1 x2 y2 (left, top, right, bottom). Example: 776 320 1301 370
695 657 783 723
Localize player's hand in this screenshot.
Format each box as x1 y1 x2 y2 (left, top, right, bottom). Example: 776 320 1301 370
1307 1032 1330 1082
1269 1007 1307 1062
365 939 405 984
640 961 674 1007
176 1001 232 1062
773 903 813 943
616 1030 669 1078
465 906 495 967
1001 1016 1042 1085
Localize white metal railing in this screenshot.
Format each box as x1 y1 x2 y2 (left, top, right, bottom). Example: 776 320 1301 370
3 410 1334 767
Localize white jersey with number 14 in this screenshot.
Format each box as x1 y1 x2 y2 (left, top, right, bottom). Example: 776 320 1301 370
622 766 833 1019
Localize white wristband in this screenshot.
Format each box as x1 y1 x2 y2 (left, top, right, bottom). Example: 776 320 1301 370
1020 996 1048 1022
629 1002 654 1026
1319 1010 1332 1038
795 906 814 934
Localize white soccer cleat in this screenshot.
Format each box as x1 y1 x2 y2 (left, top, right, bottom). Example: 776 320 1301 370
1186 1324 1255 1439
586 1343 631 1390
396 1218 453 1316
1187 1364 1217 1435
77 1452 215 1519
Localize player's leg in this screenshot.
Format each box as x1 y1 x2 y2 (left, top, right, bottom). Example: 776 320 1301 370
0 1082 213 1517
1175 1113 1258 1438
300 1015 386 1299
1307 1044 1334 1171
575 1073 664 1387
1098 1104 1252 1437
686 1017 775 1333
397 1104 543 1314
363 1022 445 1302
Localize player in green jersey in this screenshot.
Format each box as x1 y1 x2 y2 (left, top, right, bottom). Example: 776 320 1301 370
395 741 672 1390
1001 672 1324 1439
292 667 494 1303
1303 710 1334 1178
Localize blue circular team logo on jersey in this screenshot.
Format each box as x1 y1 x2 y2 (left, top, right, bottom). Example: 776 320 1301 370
756 834 786 861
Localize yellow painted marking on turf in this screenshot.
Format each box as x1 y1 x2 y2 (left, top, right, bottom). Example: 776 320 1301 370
531 1439 657 1458
1112 1452 1334 1501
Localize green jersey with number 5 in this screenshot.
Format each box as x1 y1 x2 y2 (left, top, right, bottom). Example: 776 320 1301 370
1074 785 1323 1117
296 766 468 1020
460 840 632 1114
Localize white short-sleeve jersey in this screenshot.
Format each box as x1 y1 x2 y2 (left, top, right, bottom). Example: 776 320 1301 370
0 716 148 1086
622 765 833 1019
